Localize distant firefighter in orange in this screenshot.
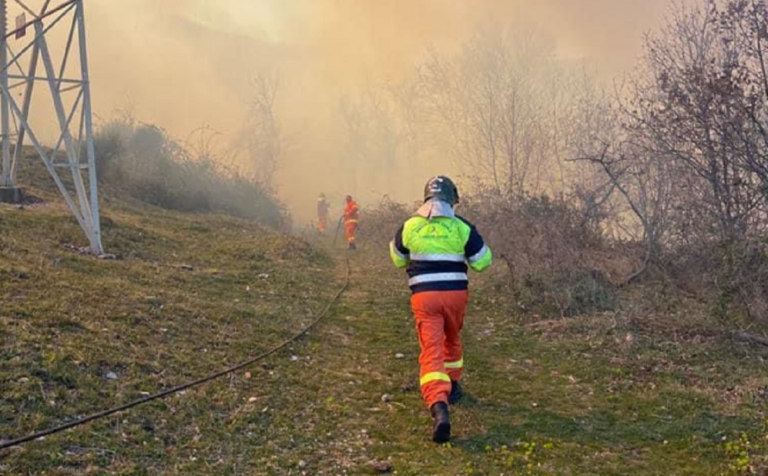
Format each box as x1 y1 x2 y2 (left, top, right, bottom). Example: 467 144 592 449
343 195 359 250
317 193 330 234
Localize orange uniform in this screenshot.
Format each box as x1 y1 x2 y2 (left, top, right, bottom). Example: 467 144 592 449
343 196 359 249
411 290 467 406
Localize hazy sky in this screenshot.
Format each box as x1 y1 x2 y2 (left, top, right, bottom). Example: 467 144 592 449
84 0 671 131
13 0 676 221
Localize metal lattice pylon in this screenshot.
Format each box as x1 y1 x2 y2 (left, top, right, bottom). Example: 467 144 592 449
0 0 102 254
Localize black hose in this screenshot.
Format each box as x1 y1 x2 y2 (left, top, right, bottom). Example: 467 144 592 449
0 256 351 451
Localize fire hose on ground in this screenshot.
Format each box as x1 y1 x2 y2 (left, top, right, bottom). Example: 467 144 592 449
0 255 352 452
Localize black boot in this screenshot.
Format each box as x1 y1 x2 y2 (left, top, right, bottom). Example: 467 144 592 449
348 242 357 250
430 402 451 443
448 380 463 405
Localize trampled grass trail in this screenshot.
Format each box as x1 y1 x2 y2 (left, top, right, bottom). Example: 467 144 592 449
1 202 767 475
310 249 767 475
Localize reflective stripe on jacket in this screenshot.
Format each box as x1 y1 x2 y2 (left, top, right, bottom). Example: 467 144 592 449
390 214 492 293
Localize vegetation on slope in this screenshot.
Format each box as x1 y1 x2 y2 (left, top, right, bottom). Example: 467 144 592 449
2 191 768 474
0 194 337 475
93 117 285 228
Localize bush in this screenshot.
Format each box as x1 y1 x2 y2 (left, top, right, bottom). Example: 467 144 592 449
668 239 768 325
460 192 634 317
355 197 413 248
93 117 284 228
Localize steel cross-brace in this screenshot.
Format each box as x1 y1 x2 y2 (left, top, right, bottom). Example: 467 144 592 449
0 0 103 254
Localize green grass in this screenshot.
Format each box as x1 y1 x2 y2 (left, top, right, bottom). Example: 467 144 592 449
2 188 768 475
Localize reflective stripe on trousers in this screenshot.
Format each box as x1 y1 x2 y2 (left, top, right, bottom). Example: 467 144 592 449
420 371 451 386
444 357 463 369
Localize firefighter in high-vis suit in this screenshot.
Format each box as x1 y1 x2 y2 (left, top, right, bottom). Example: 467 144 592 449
389 176 492 443
344 195 359 250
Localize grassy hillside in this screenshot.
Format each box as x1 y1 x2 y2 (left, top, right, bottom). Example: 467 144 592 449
0 189 339 475
2 188 768 474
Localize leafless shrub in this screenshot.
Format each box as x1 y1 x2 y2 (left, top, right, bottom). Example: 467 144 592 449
355 196 414 248
460 191 639 317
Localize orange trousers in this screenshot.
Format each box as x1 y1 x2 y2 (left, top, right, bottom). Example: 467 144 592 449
345 221 358 244
410 290 467 407
318 215 328 233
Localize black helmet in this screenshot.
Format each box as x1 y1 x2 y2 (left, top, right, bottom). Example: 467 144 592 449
424 176 459 205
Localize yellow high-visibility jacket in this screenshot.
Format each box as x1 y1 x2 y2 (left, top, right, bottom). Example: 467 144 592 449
390 208 492 293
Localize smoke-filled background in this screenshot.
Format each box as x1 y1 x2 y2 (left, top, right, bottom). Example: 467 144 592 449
75 0 672 222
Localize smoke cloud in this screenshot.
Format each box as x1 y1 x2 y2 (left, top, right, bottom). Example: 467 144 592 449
32 0 675 222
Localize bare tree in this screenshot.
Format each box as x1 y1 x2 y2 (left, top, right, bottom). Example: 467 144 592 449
575 0 768 309
575 144 676 283
716 0 768 211
571 80 677 283
626 1 764 243
338 95 368 197
417 26 593 199
239 74 282 191
338 79 423 199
